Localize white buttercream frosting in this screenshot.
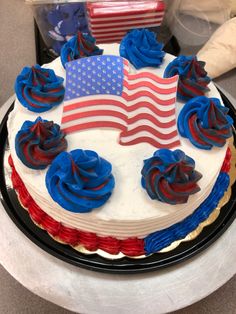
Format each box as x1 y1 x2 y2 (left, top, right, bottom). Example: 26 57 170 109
8 47 227 239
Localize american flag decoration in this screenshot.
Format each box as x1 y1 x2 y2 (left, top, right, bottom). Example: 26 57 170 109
61 55 180 149
86 1 165 44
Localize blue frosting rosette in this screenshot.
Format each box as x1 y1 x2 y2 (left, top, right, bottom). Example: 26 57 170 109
15 117 67 170
46 149 115 213
178 96 233 149
60 32 103 68
15 65 65 112
120 28 165 69
141 149 202 205
164 55 210 101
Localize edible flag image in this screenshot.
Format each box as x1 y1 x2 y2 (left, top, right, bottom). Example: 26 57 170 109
86 1 165 43
61 55 179 148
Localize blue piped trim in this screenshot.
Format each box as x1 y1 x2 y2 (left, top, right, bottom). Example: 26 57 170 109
144 172 230 254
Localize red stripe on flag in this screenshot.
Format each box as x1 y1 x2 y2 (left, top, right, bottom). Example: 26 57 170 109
62 110 127 124
123 68 178 85
123 80 177 95
122 91 175 105
62 121 126 134
63 99 175 117
127 113 176 128
119 137 180 149
121 126 179 139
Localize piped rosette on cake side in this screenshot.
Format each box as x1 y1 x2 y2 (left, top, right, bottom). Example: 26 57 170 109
178 96 233 150
15 65 65 112
60 31 103 68
164 55 211 102
15 117 67 169
141 149 202 205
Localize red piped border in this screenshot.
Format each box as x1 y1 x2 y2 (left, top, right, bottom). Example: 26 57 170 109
8 155 145 256
8 147 231 257
221 147 232 173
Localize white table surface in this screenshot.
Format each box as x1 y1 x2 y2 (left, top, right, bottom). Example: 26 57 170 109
0 96 235 314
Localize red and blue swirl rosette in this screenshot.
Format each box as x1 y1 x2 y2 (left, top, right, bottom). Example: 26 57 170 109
60 32 103 68
141 149 202 205
46 149 115 213
120 28 165 69
15 65 65 113
15 117 67 170
178 96 233 150
164 55 210 101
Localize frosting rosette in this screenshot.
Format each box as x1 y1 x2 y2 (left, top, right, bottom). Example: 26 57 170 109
178 96 233 150
141 149 202 205
119 28 165 69
46 149 115 213
164 55 210 101
15 65 65 112
15 117 67 169
60 32 103 68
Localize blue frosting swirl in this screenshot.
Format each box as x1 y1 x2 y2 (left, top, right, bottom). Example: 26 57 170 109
60 32 103 68
178 96 233 150
15 117 67 170
144 172 230 254
141 149 202 205
164 55 211 101
120 29 165 69
46 149 115 213
15 65 65 112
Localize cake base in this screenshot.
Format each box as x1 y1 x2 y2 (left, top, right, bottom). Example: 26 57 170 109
1 94 236 273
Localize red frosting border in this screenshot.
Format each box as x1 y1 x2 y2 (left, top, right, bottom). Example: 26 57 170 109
8 155 145 256
8 148 231 257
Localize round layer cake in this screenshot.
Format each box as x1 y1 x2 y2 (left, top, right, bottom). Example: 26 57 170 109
8 43 231 256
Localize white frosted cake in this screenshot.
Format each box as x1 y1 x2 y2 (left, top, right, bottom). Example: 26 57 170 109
8 31 233 257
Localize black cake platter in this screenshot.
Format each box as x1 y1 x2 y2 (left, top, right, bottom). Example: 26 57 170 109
0 90 235 274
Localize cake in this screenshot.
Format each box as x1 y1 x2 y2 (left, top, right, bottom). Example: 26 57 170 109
7 30 233 258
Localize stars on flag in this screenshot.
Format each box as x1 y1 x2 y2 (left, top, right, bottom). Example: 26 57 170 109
65 55 124 99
